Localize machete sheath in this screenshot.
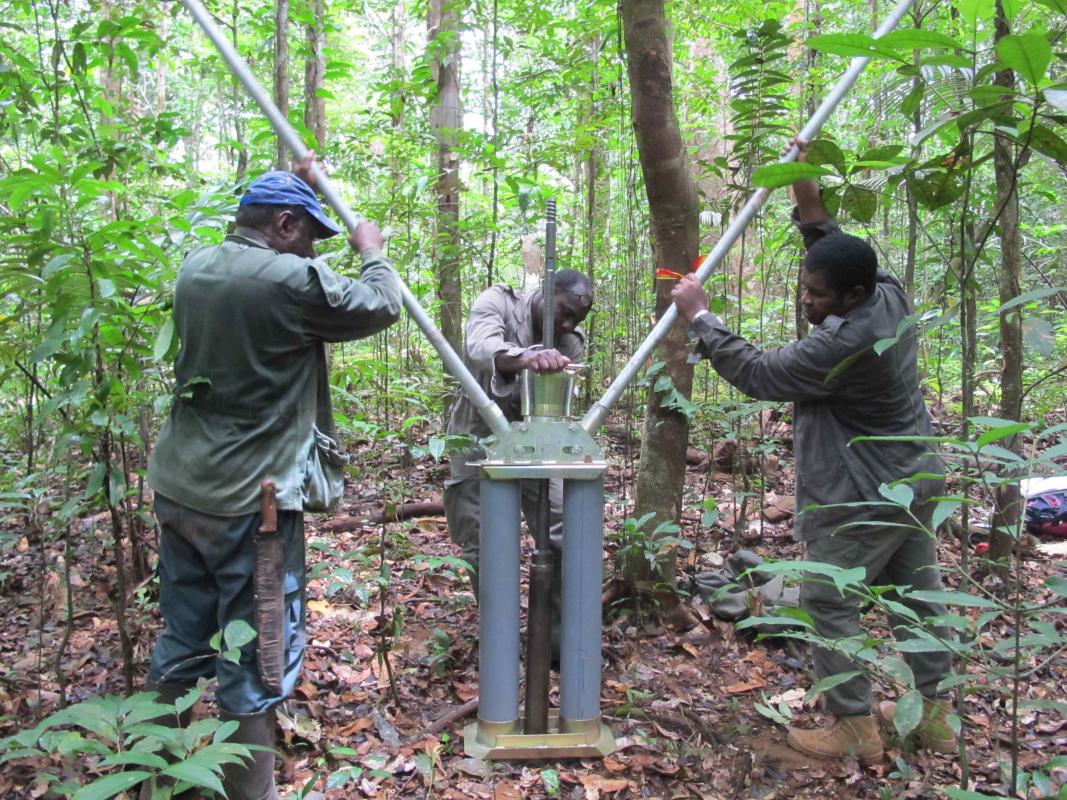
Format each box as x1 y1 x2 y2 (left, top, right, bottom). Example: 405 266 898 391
254 479 285 693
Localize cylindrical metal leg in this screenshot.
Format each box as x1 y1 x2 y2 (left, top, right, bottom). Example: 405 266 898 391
478 476 521 727
559 476 604 724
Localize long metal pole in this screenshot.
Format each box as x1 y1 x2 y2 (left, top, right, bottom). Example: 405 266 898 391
179 0 511 440
542 199 557 351
581 0 916 435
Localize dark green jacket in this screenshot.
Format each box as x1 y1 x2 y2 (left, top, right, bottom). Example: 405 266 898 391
689 220 943 541
148 234 402 515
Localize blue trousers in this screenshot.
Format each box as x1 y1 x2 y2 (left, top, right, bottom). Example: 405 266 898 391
147 494 306 714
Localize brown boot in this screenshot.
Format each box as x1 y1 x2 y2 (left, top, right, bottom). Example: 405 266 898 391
876 697 957 753
787 714 884 765
219 708 280 800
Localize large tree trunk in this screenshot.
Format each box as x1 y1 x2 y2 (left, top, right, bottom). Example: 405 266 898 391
303 0 327 150
429 0 463 356
988 0 1022 569
274 0 290 169
621 0 699 589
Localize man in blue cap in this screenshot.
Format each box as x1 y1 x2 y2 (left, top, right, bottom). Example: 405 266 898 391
143 155 402 800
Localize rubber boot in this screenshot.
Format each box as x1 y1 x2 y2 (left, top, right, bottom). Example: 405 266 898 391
876 697 957 753
786 714 884 765
138 682 197 800
219 708 280 800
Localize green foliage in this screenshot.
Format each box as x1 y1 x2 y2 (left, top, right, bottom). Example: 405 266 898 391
729 417 1067 792
0 689 254 799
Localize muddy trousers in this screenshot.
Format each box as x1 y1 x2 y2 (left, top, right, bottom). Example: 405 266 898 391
801 506 952 717
147 494 306 715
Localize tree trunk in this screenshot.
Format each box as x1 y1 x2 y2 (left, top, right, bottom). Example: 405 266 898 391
274 0 290 169
621 0 699 589
429 0 463 356
989 0 1022 568
303 0 327 151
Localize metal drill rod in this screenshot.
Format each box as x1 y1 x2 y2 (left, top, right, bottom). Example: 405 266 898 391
580 0 916 435
542 200 557 352
522 478 554 735
179 0 511 440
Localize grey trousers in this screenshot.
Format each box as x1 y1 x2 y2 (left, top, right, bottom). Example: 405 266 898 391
443 456 562 596
802 505 952 717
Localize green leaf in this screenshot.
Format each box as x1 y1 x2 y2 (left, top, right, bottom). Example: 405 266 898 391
1045 576 1067 598
976 422 1029 447
841 184 877 223
805 33 903 61
1033 0 1067 12
153 317 175 362
540 767 561 797
995 33 1053 87
72 771 152 800
941 789 1004 800
751 162 831 189
879 30 963 51
1026 124 1067 167
805 139 846 173
893 690 924 739
804 670 861 702
163 762 225 795
222 619 257 651
878 482 914 509
98 751 170 770
994 286 1067 313
931 500 960 532
955 0 996 26
905 589 999 609
901 83 925 117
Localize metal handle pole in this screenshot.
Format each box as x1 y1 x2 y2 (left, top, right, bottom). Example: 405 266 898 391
542 200 557 351
580 0 916 435
179 0 511 440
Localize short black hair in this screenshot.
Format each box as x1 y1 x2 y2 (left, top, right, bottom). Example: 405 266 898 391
554 269 592 297
804 233 877 296
234 203 314 233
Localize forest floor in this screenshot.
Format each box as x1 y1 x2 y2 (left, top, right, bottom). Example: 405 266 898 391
0 415 1065 799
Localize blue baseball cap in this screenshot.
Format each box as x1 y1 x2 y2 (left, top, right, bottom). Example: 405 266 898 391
240 170 344 239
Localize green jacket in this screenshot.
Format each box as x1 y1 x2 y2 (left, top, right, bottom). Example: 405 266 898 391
148 234 402 515
689 219 943 541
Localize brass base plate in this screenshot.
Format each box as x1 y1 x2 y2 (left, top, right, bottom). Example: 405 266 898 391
463 713 615 760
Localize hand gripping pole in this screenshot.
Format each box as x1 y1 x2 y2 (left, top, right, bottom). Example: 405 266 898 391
580 0 916 435
179 0 511 440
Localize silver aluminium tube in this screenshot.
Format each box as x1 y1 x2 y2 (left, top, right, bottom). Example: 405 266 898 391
179 0 512 440
580 0 917 435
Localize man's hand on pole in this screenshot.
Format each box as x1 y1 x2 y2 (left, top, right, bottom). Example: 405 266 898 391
671 274 710 324
292 151 319 191
495 348 571 375
348 220 385 253
785 136 832 224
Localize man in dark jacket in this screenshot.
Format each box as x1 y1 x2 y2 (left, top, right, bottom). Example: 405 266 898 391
144 156 402 799
671 144 953 764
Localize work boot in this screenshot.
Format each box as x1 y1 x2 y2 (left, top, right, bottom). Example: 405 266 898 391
786 714 884 765
138 682 197 800
876 697 957 753
219 708 280 800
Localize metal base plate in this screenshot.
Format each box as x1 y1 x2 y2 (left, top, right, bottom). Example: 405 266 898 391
463 713 615 760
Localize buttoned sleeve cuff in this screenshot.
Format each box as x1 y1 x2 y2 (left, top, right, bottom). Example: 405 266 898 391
687 312 727 364
489 345 529 397
790 205 842 250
